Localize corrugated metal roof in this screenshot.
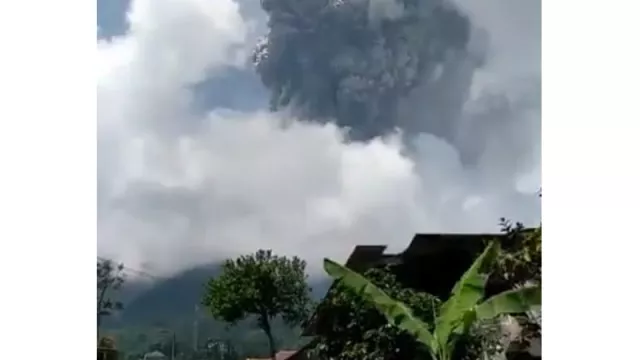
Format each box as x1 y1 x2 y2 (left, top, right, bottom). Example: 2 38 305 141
246 350 299 360
143 350 167 359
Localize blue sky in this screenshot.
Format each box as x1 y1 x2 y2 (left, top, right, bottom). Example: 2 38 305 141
97 0 129 39
97 0 267 113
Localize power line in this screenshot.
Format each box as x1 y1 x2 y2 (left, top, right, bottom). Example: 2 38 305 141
97 256 168 280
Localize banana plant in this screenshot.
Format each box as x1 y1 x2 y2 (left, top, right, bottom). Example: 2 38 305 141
323 241 541 360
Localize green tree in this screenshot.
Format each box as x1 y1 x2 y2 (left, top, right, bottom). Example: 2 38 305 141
493 219 541 288
202 249 312 360
488 220 542 354
98 336 119 360
314 266 440 360
324 241 541 360
99 336 117 349
98 259 125 339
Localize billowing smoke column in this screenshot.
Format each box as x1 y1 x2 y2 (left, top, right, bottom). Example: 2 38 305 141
97 0 540 278
253 0 480 142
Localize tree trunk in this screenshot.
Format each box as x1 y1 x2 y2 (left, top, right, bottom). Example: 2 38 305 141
260 315 277 360
97 317 101 341
97 286 108 340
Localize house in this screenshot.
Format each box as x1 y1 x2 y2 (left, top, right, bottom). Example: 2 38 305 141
301 231 540 359
246 349 308 360
304 232 512 335
143 350 168 360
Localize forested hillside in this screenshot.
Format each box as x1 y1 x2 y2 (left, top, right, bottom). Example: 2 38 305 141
101 263 330 359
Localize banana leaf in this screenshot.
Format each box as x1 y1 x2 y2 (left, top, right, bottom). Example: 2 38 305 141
434 241 499 349
476 286 541 320
324 241 541 360
323 258 438 354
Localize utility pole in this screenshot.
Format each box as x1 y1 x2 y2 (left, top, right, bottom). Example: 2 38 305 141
171 331 176 360
193 304 199 352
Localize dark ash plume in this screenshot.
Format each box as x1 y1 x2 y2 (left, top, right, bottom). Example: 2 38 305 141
253 0 476 141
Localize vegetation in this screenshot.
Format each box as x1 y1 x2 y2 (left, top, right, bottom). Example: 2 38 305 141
100 219 541 360
98 259 126 339
313 266 441 360
202 249 313 360
98 270 317 359
98 336 120 360
490 220 542 353
493 219 541 288
99 336 117 349
324 241 541 360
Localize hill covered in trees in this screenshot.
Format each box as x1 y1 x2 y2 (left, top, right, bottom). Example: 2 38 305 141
102 262 330 359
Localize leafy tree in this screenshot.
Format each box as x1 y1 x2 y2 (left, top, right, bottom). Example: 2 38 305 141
455 220 543 360
492 219 541 288
202 249 312 360
313 266 440 360
99 336 117 349
488 220 542 355
324 241 541 360
98 259 125 338
98 336 119 360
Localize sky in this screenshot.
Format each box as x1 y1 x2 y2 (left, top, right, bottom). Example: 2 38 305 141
97 0 541 278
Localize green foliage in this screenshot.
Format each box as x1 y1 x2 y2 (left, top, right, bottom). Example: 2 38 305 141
202 249 312 358
98 259 126 336
459 317 506 360
324 241 541 360
433 242 499 356
493 219 542 288
106 315 305 360
314 266 441 360
98 336 119 360
99 336 117 349
486 220 542 354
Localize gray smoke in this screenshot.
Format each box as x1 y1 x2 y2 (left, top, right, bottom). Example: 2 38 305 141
97 0 540 277
253 0 480 144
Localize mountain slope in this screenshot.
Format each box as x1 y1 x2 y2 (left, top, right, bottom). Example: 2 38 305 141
118 263 221 325
113 263 331 327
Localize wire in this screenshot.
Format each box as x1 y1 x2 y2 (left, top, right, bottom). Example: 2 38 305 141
97 256 168 280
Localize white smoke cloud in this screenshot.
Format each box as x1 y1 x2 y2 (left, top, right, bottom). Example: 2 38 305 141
97 0 540 278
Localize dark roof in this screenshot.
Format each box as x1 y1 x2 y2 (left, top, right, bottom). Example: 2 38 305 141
302 231 514 336
405 232 501 254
